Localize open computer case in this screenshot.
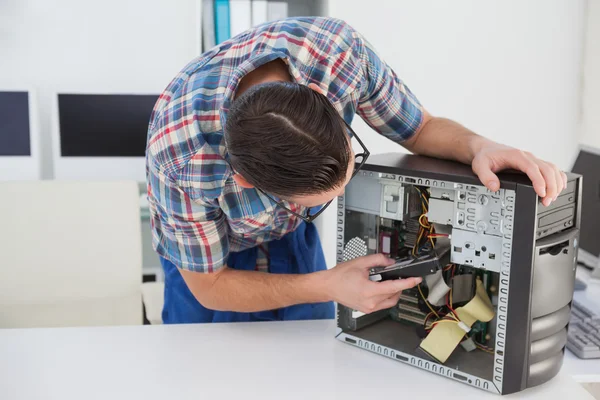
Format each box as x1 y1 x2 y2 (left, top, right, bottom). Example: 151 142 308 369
335 154 581 395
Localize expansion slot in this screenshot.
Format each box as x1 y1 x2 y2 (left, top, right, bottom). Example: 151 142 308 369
400 294 419 304
398 302 426 316
397 312 427 325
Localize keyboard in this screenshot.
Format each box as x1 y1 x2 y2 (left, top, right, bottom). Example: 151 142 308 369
568 299 600 359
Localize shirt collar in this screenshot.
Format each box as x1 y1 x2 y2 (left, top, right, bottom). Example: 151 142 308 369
220 51 305 129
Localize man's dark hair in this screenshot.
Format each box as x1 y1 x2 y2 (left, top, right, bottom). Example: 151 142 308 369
225 81 351 198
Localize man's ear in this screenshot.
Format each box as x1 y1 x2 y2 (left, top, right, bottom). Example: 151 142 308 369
233 173 255 189
308 83 327 96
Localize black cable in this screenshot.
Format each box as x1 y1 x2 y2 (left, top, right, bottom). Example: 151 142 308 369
577 261 594 271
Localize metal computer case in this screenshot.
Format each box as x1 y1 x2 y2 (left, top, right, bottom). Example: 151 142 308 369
334 154 581 395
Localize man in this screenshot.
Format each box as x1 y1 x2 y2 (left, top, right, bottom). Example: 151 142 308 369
146 17 566 324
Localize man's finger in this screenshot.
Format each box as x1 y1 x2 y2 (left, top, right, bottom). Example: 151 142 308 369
372 277 423 295
537 160 557 206
374 292 404 311
514 154 546 198
561 171 568 192
355 253 395 269
552 164 565 196
472 157 500 192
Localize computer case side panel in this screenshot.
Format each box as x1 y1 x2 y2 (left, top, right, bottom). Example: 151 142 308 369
501 184 538 394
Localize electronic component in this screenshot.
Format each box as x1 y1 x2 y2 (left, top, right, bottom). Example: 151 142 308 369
536 179 577 239
339 307 388 332
378 222 402 258
427 197 454 225
381 184 404 220
390 291 428 325
369 246 450 280
404 186 422 219
424 269 450 306
403 218 420 248
419 279 495 363
461 337 477 352
451 273 475 305
336 154 581 395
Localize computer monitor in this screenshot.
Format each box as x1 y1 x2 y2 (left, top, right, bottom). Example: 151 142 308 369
52 93 159 181
0 90 40 180
572 146 600 271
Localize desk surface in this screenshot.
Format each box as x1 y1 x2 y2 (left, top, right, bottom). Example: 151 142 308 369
0 320 594 400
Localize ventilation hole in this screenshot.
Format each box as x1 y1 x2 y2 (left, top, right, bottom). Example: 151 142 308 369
396 354 409 362
497 350 504 356
465 243 471 249
489 253 496 260
475 250 481 256
454 246 463 253
345 337 356 344
481 246 487 252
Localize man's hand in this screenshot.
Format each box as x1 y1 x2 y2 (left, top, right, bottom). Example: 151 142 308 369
470 139 567 206
324 254 422 314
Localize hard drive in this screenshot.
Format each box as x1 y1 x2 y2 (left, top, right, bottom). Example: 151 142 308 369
369 246 451 281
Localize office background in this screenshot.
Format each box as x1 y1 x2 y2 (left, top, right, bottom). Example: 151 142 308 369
0 0 598 271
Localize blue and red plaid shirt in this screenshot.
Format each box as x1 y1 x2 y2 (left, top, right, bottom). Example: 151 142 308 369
146 17 423 273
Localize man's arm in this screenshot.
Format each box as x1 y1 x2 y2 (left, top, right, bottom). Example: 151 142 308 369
350 26 566 206
179 254 422 314
403 112 567 206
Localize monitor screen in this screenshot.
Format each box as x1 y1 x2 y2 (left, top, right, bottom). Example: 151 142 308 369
0 91 31 156
58 94 158 157
572 148 600 257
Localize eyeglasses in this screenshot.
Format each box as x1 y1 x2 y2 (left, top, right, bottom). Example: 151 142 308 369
256 119 370 223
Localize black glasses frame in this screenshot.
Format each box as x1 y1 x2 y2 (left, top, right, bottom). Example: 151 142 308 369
256 119 371 223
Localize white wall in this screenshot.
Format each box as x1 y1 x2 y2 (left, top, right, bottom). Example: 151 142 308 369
2 0 589 273
327 0 585 169
581 0 600 150
0 0 199 179
316 0 587 269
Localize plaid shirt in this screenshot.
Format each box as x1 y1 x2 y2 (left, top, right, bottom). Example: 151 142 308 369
146 17 423 273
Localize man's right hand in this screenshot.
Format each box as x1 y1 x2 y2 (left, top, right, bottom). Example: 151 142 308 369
324 253 422 314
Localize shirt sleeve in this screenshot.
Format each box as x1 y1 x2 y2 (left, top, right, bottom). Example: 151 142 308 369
353 31 424 143
147 162 229 273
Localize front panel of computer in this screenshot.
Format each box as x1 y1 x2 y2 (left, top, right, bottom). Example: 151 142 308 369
334 159 581 395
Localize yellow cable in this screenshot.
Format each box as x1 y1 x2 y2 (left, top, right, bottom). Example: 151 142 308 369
418 284 439 318
475 343 495 354
430 319 459 328
413 228 424 256
445 310 460 322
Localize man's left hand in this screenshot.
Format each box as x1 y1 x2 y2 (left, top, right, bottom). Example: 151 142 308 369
471 141 567 207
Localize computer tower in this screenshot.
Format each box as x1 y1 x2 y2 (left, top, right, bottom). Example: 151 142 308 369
335 154 582 395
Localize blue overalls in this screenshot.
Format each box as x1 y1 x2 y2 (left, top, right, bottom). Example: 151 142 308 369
160 221 335 323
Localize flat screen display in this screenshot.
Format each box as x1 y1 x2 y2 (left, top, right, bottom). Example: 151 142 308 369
572 148 600 257
0 91 31 156
58 94 158 157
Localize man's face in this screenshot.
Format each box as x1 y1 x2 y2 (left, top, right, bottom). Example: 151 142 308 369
286 148 355 208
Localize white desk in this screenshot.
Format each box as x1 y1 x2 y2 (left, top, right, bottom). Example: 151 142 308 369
563 267 600 382
0 320 594 400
